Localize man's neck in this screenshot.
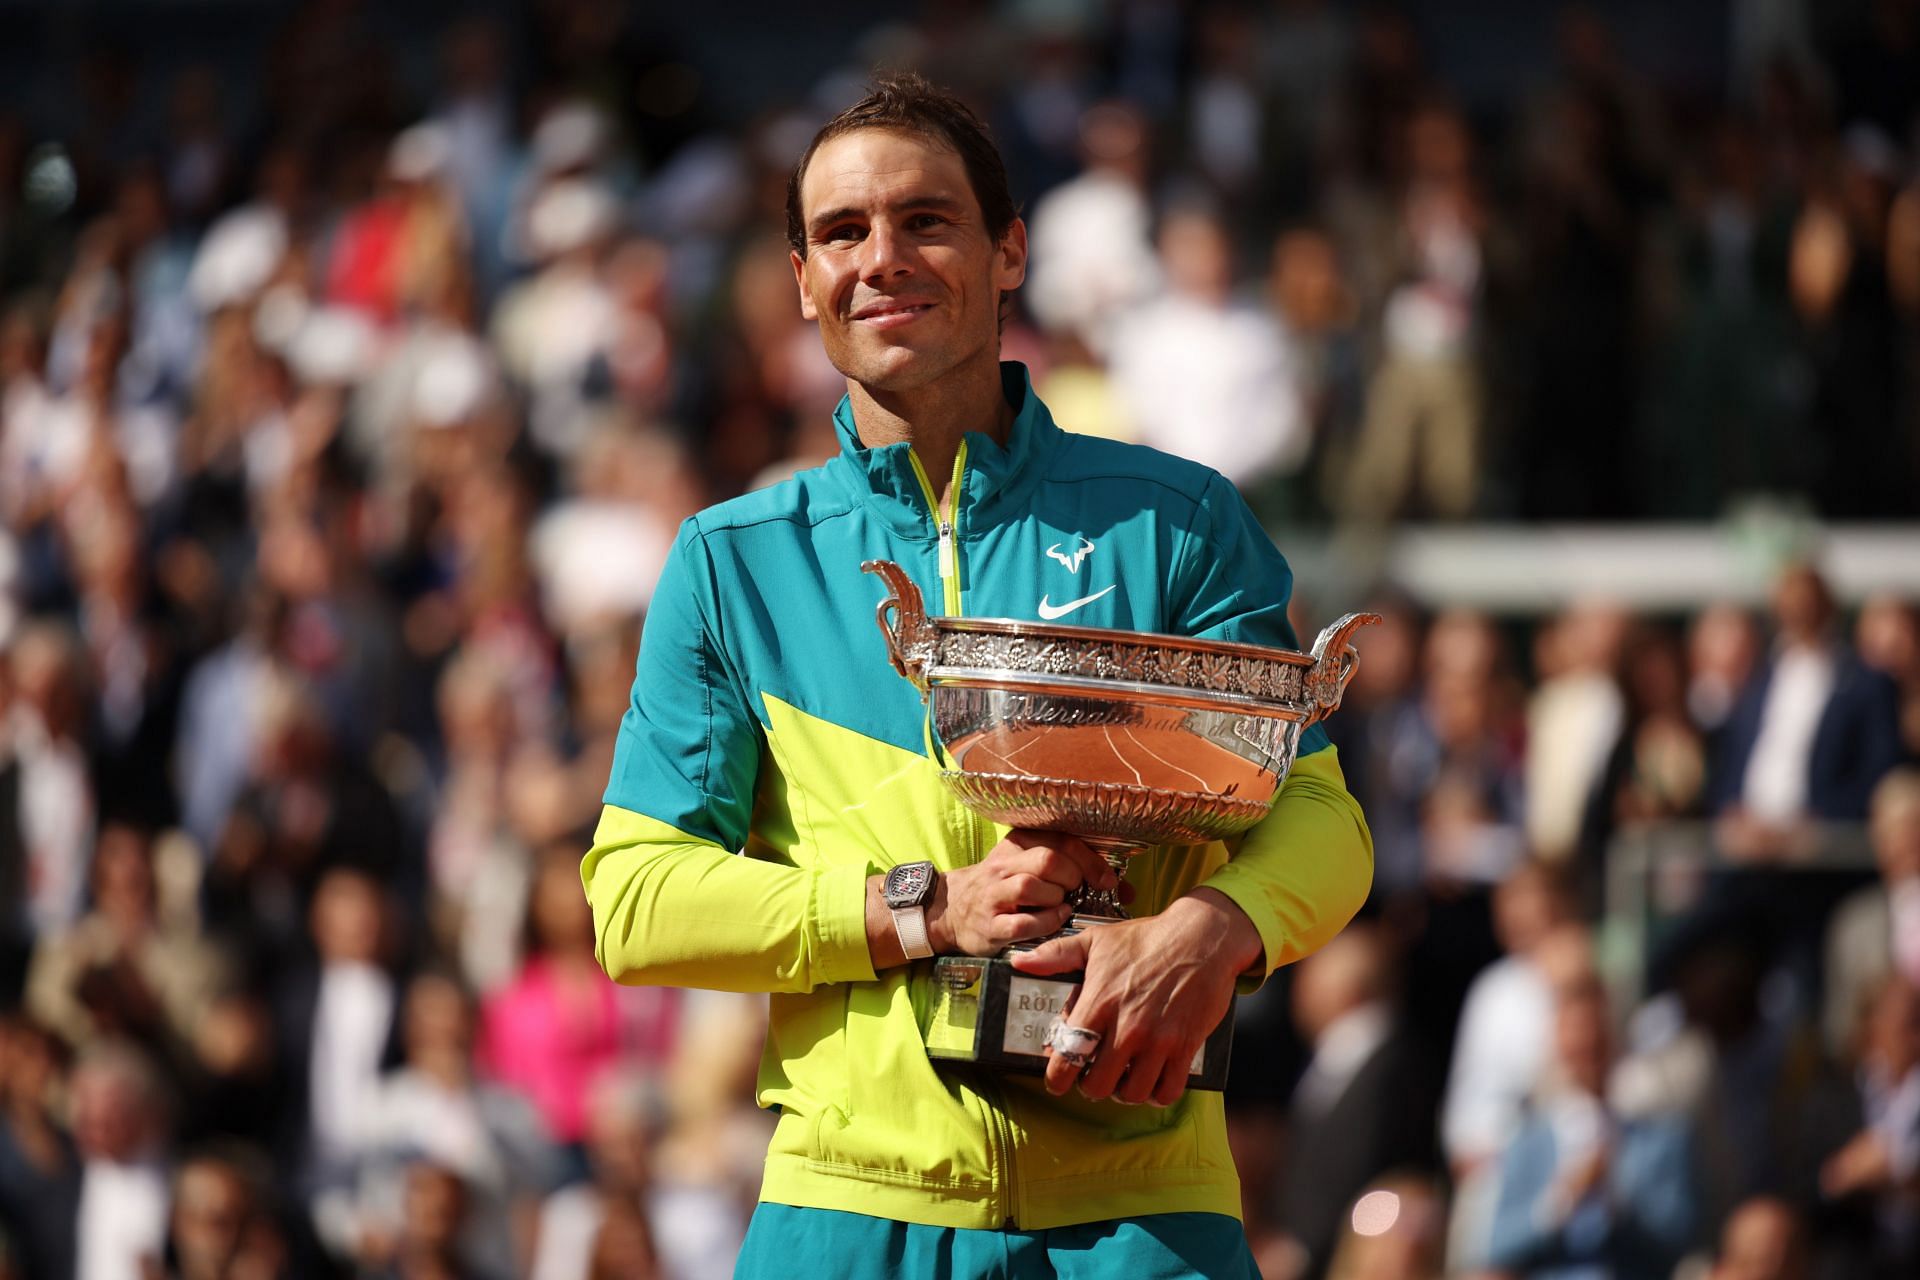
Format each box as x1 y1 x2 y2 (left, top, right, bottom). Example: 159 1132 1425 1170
847 357 1012 508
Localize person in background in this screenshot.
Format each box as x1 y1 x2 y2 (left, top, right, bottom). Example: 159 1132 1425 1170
0 1013 78 1280
1812 975 1920 1276
1440 863 1588 1269
1485 974 1695 1279
1272 924 1437 1280
1706 1195 1809 1280
1710 562 1905 850
1106 205 1309 495
480 845 678 1153
70 1040 173 1280
531 1071 742 1280
161 1150 287 1280
25 821 231 1069
1826 768 1920 1057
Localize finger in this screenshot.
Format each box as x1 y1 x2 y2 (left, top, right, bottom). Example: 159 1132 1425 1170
1076 1027 1130 1101
1113 1049 1168 1106
1043 1040 1084 1096
1052 835 1120 891
1150 1051 1192 1108
1007 931 1090 976
990 905 1073 945
993 874 1066 911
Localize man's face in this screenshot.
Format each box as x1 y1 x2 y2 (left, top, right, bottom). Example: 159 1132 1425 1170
791 128 1025 393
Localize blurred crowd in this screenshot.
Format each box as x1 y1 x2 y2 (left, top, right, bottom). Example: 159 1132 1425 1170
0 0 1915 1277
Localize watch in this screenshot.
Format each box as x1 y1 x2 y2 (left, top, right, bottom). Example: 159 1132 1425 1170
882 861 938 960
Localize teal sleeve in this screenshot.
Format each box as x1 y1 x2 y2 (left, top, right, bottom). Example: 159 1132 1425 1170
602 517 761 850
1170 471 1331 757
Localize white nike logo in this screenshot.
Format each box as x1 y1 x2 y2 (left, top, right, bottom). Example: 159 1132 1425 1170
1036 585 1116 620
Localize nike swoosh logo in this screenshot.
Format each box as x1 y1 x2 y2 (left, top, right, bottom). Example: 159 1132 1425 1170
1036 585 1117 620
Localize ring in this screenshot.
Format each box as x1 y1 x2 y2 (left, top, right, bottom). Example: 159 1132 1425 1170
1044 1019 1102 1069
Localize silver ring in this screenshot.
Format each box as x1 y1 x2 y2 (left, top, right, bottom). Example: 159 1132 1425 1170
1044 1019 1102 1069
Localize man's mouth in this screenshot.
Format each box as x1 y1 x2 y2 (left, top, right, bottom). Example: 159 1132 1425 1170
851 299 935 328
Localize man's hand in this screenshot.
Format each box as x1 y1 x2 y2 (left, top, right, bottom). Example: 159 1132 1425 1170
1010 888 1262 1107
926 831 1116 956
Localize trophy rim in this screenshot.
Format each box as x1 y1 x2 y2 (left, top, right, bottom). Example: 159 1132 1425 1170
926 666 1317 718
931 614 1317 668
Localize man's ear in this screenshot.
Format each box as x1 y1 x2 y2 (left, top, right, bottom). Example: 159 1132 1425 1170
790 249 818 321
994 217 1029 294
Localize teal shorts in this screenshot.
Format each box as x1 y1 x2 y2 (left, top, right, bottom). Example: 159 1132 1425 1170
735 1204 1260 1279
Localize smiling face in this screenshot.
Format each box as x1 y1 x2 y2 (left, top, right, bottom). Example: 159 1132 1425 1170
790 127 1026 395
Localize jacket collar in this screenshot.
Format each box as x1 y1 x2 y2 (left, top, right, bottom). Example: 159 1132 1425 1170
828 362 1060 537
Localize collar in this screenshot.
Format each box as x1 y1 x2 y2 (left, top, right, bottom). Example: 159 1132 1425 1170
827 361 1061 537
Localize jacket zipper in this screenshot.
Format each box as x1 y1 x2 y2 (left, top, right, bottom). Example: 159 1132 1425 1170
908 442 967 616
914 439 1020 1222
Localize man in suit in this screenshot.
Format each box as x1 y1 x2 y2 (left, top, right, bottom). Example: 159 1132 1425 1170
1273 923 1437 1280
1708 563 1905 842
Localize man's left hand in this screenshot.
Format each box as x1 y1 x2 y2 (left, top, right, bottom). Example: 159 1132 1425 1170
1009 888 1262 1108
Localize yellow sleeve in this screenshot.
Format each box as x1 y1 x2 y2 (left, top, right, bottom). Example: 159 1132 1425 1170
581 804 878 994
1199 745 1373 989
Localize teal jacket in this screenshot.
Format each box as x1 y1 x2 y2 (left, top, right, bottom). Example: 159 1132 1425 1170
585 363 1372 1229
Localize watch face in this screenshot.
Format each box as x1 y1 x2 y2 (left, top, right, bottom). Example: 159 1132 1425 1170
885 861 935 908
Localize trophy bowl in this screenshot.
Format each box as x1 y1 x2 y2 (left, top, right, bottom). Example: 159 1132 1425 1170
863 559 1378 919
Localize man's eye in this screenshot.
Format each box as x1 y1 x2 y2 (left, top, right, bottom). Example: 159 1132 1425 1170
823 225 862 243
910 214 946 229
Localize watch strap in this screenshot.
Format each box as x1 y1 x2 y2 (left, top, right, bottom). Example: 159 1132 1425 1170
891 904 933 960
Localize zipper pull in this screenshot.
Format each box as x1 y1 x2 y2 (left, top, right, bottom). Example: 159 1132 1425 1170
937 520 956 582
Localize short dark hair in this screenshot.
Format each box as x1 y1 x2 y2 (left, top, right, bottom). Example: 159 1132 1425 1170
785 72 1020 257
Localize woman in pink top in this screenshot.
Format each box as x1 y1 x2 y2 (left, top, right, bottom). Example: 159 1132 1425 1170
480 844 678 1145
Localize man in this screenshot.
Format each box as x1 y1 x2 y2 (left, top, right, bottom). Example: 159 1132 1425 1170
584 73 1371 1277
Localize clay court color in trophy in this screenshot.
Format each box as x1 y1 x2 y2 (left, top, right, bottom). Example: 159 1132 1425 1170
863 559 1377 1089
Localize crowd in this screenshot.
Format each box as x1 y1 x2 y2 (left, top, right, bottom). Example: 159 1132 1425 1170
0 0 1915 1277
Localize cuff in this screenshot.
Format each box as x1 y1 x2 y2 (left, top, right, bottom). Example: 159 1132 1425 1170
808 861 879 986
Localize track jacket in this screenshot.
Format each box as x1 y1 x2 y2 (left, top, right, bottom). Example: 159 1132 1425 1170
584 362 1373 1230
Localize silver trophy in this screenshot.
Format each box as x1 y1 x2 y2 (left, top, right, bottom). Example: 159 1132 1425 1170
863 559 1376 1087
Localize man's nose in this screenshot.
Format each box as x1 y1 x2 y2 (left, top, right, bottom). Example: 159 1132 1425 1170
858 221 914 282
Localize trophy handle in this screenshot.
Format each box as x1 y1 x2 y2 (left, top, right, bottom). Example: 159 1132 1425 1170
862 560 936 696
1304 611 1383 724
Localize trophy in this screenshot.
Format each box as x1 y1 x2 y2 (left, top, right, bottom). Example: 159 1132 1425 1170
863 559 1377 1090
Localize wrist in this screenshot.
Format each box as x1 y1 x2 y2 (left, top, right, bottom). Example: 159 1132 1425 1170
1170 887 1265 974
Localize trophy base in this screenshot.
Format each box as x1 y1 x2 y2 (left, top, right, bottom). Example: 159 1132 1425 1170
920 937 1234 1092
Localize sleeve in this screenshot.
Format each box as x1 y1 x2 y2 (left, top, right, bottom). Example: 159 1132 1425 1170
582 520 876 995
1170 473 1373 983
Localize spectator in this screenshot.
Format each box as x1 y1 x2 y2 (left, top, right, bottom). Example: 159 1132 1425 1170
1323 1174 1447 1280
1107 206 1310 494
1808 975 1920 1275
0 1014 78 1280
480 845 678 1149
161 1150 287 1280
1711 562 1904 844
25 820 230 1066
1272 924 1438 1280
346 972 559 1276
1707 1194 1809 1280
1826 769 1920 1056
70 1040 173 1280
532 1071 742 1280
1486 975 1696 1279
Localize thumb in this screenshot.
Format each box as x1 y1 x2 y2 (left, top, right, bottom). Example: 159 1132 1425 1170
1008 931 1090 977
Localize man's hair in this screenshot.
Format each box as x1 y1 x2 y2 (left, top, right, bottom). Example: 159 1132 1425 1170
785 72 1019 257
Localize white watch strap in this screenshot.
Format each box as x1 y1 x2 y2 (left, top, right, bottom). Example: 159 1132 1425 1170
891 905 933 960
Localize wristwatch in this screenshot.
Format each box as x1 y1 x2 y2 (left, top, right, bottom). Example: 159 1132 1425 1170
882 861 939 960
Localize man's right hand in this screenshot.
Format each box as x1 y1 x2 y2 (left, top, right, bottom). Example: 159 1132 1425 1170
926 830 1117 956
